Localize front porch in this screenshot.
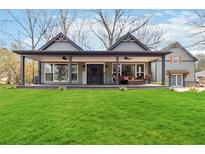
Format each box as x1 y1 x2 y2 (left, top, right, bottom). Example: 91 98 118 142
14 50 171 87
16 83 168 89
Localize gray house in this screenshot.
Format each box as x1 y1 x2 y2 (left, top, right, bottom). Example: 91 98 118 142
13 32 197 88
152 42 197 87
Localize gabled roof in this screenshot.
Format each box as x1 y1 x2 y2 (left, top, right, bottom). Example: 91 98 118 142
39 32 84 51
108 32 151 51
162 42 198 61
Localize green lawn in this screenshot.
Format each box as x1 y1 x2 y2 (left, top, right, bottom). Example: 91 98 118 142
0 86 205 144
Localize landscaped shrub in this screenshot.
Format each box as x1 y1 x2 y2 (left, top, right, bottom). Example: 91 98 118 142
119 86 128 91
58 86 67 91
189 87 198 92
169 87 175 92
7 85 17 89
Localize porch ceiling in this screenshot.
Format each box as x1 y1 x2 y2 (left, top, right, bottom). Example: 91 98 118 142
13 50 171 63
17 55 161 62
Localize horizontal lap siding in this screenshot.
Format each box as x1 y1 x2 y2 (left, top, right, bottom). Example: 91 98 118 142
151 60 196 86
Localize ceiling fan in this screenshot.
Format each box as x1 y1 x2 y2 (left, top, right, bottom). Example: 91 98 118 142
62 56 67 60
124 56 133 60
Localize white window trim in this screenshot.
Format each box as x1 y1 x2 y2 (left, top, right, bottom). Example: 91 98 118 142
44 63 78 83
135 63 145 78
112 63 122 82
53 64 69 82
112 63 146 82
171 74 183 87
70 63 78 82
173 55 180 64
45 64 53 82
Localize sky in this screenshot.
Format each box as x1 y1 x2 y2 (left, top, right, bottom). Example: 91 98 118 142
0 9 204 55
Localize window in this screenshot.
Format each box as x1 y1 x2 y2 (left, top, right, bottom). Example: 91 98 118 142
112 64 121 81
45 64 53 81
71 64 78 82
122 64 135 76
54 64 68 82
44 63 78 82
173 55 179 63
177 74 182 86
112 63 146 81
171 75 176 86
136 64 145 79
171 74 183 87
112 64 121 75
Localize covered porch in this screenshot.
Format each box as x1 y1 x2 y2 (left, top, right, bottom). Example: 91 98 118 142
13 50 171 87
16 84 168 89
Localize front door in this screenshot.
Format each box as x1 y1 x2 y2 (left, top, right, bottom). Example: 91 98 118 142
87 64 104 84
171 74 183 87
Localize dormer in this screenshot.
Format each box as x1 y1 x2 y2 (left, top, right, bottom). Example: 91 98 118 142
108 32 150 51
39 32 84 51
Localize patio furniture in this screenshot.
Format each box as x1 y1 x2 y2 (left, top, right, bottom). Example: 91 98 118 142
114 74 151 85
144 74 151 84
127 76 144 85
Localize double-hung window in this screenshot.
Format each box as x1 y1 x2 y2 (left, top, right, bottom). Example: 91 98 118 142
45 64 53 82
71 64 78 82
112 64 121 82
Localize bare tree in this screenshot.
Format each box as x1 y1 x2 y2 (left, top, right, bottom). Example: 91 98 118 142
7 10 42 50
71 14 91 49
37 10 58 42
186 10 205 49
134 24 166 50
90 9 153 49
6 9 54 80
58 9 76 36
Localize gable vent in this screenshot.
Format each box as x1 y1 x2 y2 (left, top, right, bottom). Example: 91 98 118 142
124 35 134 41
56 34 66 41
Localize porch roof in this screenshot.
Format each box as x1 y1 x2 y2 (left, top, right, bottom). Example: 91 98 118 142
13 50 171 56
13 50 171 63
167 70 189 76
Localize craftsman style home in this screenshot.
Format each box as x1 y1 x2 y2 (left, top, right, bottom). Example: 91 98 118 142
13 32 197 88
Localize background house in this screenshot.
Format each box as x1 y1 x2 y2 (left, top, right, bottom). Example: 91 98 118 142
196 70 205 85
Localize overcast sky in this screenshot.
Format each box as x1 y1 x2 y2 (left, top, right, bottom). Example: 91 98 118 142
0 9 204 55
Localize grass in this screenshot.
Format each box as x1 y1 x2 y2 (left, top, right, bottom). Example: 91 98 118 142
0 86 205 144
